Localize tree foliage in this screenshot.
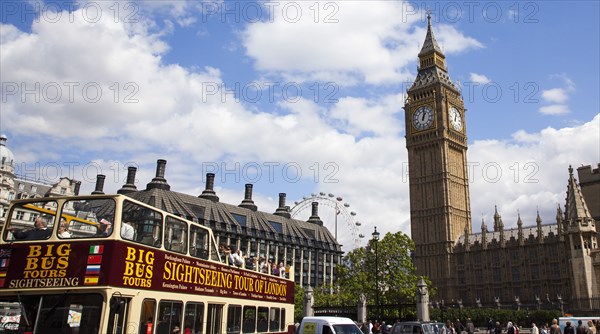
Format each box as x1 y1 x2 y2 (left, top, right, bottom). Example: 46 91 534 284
314 231 427 306
294 284 305 322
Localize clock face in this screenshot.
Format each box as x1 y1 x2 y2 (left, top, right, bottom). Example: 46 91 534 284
413 106 434 130
449 106 463 131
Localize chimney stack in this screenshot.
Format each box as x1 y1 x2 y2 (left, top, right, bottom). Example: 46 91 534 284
239 184 257 211
118 166 138 194
199 173 219 202
91 175 105 194
307 201 323 225
274 192 291 218
146 159 170 190
73 180 81 195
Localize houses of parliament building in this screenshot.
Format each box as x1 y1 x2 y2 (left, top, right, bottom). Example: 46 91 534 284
404 15 599 313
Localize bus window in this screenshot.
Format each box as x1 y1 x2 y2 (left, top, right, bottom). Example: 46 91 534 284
122 200 163 248
0 294 102 334
206 304 223 334
139 299 156 334
190 225 209 259
3 201 57 241
61 198 116 238
280 309 286 332
107 296 130 334
269 308 280 332
184 302 204 334
156 301 182 334
165 217 188 254
242 306 256 334
226 305 242 334
257 307 268 333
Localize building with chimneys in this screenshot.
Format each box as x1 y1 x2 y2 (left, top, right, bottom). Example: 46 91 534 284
404 14 600 314
92 159 343 287
0 135 344 288
0 135 81 227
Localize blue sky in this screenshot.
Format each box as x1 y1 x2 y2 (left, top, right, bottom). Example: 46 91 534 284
1 1 599 251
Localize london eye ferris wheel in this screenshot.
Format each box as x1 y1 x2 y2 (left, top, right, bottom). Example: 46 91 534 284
290 192 364 249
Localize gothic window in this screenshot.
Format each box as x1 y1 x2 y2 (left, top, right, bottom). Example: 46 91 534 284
511 267 520 281
531 265 539 280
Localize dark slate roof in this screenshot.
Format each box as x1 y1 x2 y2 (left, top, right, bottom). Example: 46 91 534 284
125 188 342 251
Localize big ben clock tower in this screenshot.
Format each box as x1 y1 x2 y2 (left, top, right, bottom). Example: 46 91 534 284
404 14 471 300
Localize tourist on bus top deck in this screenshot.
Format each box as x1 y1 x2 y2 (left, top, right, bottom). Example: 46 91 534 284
9 215 52 240
121 221 135 240
228 245 244 267
58 218 71 238
95 218 112 237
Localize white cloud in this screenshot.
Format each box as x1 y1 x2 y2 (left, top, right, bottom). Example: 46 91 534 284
539 74 576 116
242 1 483 85
468 114 599 231
469 72 491 84
539 104 570 115
541 88 568 103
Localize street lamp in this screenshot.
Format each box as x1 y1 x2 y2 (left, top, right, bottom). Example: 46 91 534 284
372 226 380 320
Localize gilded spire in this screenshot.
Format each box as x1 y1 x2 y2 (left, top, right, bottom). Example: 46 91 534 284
419 10 444 57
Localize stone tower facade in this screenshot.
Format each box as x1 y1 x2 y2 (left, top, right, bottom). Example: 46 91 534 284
404 13 471 300
405 19 600 313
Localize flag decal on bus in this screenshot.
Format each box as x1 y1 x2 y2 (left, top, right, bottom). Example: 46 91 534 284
84 244 103 285
89 245 104 254
86 265 101 275
84 276 99 285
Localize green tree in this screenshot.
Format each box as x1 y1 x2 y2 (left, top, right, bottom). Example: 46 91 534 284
315 231 428 307
294 284 305 322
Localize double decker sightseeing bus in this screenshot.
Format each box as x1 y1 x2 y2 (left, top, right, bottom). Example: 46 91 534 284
0 195 294 334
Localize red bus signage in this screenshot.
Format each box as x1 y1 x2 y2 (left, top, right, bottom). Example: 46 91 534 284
0 241 294 304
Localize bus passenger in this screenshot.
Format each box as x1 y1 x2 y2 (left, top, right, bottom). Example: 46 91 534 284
156 316 170 334
58 218 71 238
121 221 135 240
10 216 52 240
219 243 229 263
229 246 243 267
140 318 153 334
95 219 112 237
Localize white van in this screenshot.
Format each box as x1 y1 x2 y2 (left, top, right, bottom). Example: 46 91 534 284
299 316 363 334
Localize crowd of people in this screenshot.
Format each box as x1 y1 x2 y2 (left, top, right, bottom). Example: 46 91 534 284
218 243 290 278
350 318 600 334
